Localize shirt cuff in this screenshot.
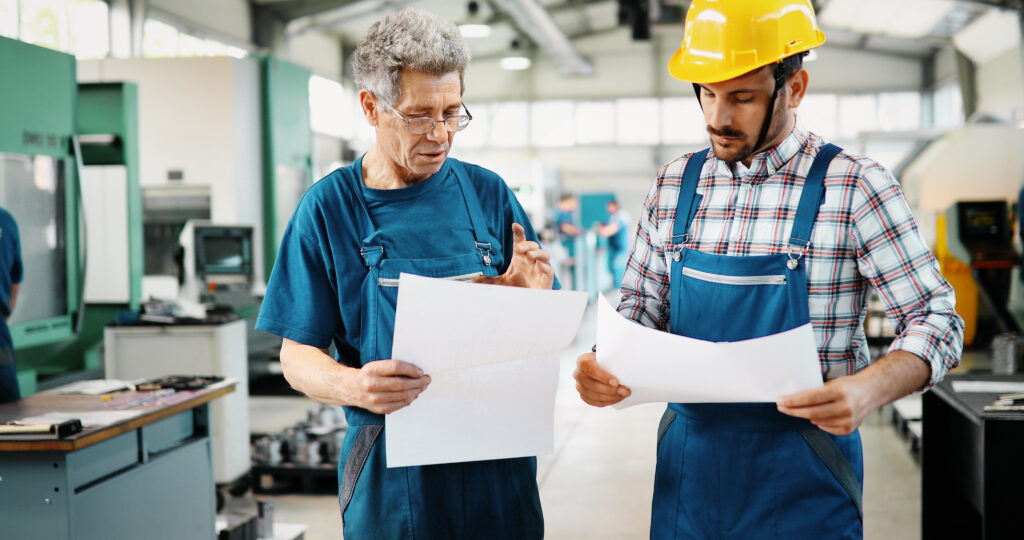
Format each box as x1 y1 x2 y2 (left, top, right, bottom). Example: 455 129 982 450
887 331 955 389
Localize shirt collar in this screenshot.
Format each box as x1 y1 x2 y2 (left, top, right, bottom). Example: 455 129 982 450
718 125 808 181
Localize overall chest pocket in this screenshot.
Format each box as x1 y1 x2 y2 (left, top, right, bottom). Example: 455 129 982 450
680 267 787 286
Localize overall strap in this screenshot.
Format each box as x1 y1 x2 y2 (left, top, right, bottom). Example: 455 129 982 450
788 143 842 249
349 156 386 268
671 149 710 242
450 159 499 266
800 429 863 520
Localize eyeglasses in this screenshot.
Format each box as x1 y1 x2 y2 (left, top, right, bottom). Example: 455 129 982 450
384 101 473 134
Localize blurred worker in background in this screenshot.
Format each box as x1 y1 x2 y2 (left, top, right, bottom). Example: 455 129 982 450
574 1 964 538
0 207 22 404
553 194 583 287
597 199 632 291
257 8 552 539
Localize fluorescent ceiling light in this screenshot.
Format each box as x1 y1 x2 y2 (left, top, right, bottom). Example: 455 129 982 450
495 0 592 76
226 46 248 59
500 56 531 70
819 0 955 39
953 9 1022 64
459 24 492 38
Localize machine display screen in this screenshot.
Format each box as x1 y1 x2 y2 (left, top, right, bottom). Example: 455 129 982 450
959 201 1008 245
197 230 251 275
0 153 68 326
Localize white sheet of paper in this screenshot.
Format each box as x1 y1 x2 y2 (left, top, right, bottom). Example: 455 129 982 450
951 380 1024 394
595 295 823 408
386 274 588 468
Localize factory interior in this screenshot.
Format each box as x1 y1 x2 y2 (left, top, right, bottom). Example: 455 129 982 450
1 0 1024 538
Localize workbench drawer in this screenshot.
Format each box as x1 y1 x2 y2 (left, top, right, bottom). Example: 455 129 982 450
142 410 195 455
66 431 139 490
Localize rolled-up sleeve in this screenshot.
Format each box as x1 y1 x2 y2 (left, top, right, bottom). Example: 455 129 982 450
618 166 672 331
850 164 964 387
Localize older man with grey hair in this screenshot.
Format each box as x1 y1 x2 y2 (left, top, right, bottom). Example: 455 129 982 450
257 7 552 539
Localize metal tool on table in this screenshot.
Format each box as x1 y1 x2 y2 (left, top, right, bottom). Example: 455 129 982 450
0 419 83 437
983 392 1024 412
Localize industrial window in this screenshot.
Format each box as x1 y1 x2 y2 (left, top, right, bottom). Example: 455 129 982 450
661 97 706 144
878 92 922 131
141 18 177 57
838 94 879 139
309 75 353 139
530 100 575 148
489 101 530 148
19 0 69 51
0 0 17 39
932 82 964 128
615 98 660 146
456 103 490 149
799 94 839 140
178 32 235 57
142 16 247 59
574 101 615 145
68 0 107 58
14 0 107 57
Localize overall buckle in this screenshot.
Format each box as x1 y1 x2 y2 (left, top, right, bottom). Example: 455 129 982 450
360 246 384 268
475 242 493 266
786 239 811 270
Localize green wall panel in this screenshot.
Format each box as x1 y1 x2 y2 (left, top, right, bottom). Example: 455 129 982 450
262 56 313 279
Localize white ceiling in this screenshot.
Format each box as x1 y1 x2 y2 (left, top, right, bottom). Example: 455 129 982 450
266 0 1019 63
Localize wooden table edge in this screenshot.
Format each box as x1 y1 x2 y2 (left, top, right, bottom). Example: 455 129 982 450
0 383 236 452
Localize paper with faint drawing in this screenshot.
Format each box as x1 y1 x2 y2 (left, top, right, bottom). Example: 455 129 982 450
595 295 824 409
386 273 588 468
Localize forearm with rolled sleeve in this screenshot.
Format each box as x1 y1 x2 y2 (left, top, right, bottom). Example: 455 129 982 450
617 167 672 331
851 165 965 387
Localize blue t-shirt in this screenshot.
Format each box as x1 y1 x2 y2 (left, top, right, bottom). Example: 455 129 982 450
256 157 551 367
0 207 23 348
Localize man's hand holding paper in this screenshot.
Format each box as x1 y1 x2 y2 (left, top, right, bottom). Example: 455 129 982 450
578 295 823 409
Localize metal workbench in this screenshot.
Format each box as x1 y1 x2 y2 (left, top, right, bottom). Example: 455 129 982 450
0 381 234 539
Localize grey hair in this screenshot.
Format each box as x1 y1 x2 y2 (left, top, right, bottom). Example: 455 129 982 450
352 7 471 105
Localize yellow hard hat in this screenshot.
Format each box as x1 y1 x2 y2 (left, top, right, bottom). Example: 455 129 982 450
668 0 826 83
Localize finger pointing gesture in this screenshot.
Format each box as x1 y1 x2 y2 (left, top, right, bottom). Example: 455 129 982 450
472 223 555 289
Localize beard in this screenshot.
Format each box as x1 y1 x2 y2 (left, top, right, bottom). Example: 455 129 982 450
707 100 790 165
707 125 757 165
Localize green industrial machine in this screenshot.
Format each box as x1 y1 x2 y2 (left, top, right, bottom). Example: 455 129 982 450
0 37 142 395
262 56 314 280
67 82 144 372
0 36 84 394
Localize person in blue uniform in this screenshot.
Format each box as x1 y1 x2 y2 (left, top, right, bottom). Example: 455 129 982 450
574 1 963 538
597 199 631 291
553 194 583 287
0 207 23 403
256 8 554 539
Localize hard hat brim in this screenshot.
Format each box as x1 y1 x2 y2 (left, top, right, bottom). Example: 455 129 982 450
667 33 825 84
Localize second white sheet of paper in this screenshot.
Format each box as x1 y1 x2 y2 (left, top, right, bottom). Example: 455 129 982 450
595 294 824 408
386 274 588 468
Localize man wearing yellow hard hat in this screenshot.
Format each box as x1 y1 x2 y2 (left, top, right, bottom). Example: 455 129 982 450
575 0 964 537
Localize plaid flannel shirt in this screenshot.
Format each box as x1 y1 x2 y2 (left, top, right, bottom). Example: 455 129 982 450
618 125 964 386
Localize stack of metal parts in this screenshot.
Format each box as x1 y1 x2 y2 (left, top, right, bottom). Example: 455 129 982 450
990 332 1024 374
252 404 347 468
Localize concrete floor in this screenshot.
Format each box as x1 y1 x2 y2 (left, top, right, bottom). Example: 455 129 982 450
247 304 922 539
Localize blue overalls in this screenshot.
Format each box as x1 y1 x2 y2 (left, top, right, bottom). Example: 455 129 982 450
651 145 864 539
336 161 544 539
